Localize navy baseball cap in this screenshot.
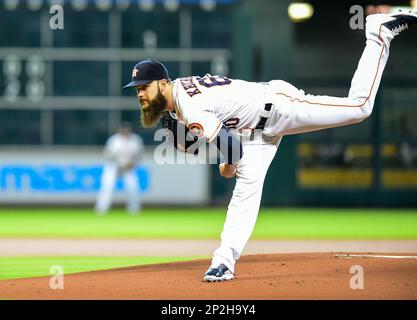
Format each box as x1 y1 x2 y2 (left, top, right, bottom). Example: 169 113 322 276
123 59 170 89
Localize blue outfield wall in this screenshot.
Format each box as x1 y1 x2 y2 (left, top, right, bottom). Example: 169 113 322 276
0 165 149 193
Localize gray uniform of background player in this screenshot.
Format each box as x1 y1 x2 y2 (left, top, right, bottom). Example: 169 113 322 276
95 124 144 214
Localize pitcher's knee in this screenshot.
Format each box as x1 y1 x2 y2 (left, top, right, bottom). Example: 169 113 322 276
361 104 373 119
351 103 373 123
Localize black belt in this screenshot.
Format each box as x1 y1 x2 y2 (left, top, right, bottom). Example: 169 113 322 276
255 103 273 130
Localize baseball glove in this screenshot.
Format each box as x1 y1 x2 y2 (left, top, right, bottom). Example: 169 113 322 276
160 111 201 155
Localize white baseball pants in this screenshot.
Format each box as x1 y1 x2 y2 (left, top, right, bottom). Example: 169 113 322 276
95 163 141 214
212 16 394 272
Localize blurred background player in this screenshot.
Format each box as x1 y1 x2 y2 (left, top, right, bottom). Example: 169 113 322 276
95 122 144 215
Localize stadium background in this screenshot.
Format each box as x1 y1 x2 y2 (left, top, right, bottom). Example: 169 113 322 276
1 0 417 283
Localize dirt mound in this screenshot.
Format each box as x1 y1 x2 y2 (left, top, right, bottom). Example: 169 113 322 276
1 253 416 299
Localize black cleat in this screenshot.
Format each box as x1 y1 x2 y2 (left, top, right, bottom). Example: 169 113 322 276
203 263 234 282
382 10 417 36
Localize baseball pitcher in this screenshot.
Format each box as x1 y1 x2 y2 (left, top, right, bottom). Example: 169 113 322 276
123 12 417 281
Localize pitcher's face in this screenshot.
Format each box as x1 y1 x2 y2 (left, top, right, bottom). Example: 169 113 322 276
136 81 168 128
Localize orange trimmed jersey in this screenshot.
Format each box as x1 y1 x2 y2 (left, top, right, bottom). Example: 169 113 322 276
172 74 266 142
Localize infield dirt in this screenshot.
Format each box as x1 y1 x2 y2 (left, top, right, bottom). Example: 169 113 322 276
0 253 416 299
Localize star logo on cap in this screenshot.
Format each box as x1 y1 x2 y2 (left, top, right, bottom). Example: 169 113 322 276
132 69 139 78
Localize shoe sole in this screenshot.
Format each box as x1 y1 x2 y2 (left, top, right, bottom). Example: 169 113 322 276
378 11 417 36
203 274 234 282
390 10 417 24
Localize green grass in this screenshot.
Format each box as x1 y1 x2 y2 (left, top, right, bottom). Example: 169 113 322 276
0 256 206 281
0 207 416 239
1 207 416 281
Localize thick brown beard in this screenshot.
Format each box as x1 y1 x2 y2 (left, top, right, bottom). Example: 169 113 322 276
140 91 168 128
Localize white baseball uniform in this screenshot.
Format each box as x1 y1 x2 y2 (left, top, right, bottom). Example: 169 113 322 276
171 15 394 272
95 132 144 214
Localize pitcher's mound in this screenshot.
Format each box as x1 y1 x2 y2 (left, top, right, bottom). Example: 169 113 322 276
1 253 416 299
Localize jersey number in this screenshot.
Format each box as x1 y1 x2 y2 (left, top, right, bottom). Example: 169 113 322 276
198 75 232 88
